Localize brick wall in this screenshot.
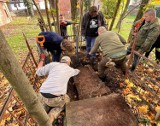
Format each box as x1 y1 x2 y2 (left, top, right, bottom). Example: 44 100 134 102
58 0 71 19
0 2 12 26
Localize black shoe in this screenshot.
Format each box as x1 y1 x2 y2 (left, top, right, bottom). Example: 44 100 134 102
99 76 106 82
156 76 160 81
126 48 131 55
130 65 136 72
156 59 160 64
122 70 126 75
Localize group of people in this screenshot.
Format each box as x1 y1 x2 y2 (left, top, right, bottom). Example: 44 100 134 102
35 6 160 124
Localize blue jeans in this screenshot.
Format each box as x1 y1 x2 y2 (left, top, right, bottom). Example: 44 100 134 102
85 36 96 59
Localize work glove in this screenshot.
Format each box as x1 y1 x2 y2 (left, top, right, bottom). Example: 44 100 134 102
40 53 45 61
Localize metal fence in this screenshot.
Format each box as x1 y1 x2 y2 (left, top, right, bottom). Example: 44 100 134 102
0 34 39 126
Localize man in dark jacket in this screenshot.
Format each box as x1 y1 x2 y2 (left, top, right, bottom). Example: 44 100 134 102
81 6 107 60
145 35 160 64
36 32 73 62
128 8 160 71
52 14 76 39
59 14 72 39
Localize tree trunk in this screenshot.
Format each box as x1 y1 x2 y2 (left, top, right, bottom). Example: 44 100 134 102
70 0 78 40
44 0 52 31
116 0 131 30
134 0 150 22
109 0 121 30
32 0 48 31
55 0 60 34
48 0 55 9
48 0 57 32
0 29 51 126
70 0 78 21
83 0 93 13
24 0 34 17
127 0 150 43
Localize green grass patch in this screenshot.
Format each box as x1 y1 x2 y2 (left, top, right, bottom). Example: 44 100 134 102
113 15 136 40
2 14 136 58
2 16 41 57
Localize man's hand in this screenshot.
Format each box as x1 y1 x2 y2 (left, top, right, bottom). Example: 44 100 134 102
82 36 85 41
89 52 92 55
40 53 45 61
38 53 45 68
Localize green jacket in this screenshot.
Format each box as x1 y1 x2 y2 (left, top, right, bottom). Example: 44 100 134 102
136 17 160 53
90 31 126 59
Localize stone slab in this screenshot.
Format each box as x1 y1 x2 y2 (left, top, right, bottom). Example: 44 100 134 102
66 93 137 126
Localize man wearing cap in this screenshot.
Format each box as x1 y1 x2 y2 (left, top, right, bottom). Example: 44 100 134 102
36 55 80 123
89 26 127 81
81 6 107 60
36 31 74 62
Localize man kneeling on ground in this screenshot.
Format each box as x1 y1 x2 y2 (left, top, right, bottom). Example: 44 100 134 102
36 54 80 123
89 26 127 81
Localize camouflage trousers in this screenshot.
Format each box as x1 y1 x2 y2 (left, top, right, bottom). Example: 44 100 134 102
38 93 70 123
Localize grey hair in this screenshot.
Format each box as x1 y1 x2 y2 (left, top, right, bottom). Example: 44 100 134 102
144 8 156 16
98 26 107 34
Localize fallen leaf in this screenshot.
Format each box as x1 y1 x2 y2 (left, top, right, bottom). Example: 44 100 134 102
155 106 160 112
138 105 149 114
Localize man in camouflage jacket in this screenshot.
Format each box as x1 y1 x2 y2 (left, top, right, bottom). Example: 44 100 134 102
130 8 160 71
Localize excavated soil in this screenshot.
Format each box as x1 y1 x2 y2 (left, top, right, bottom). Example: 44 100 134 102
54 52 127 126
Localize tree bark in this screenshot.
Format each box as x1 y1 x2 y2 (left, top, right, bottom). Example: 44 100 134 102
116 0 131 30
0 29 51 126
55 0 60 34
83 0 93 13
70 0 78 21
48 0 57 32
127 0 150 43
44 0 52 31
134 0 150 22
109 0 121 30
24 0 34 17
32 0 48 31
48 0 55 9
70 0 78 41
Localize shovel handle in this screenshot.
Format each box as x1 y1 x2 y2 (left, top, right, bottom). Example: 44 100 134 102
36 36 45 47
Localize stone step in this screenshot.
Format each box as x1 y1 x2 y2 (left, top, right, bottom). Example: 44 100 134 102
66 93 137 126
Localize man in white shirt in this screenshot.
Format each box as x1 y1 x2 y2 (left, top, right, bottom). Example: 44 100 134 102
36 54 80 123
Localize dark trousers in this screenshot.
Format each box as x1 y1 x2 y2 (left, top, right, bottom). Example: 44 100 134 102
50 49 62 62
145 36 160 60
130 54 140 72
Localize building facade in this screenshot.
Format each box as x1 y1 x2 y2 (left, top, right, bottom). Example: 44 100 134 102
0 0 12 26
